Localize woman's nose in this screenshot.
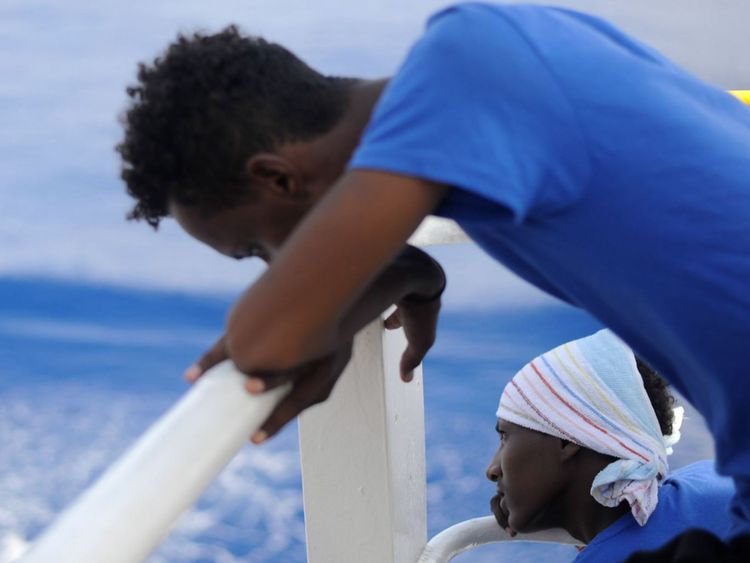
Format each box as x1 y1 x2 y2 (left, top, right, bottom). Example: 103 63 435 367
486 456 502 482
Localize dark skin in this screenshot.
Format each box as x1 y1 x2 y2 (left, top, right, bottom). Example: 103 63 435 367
486 419 630 544
173 78 447 443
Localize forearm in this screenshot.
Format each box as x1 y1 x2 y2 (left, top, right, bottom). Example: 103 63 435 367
337 244 445 340
225 170 447 373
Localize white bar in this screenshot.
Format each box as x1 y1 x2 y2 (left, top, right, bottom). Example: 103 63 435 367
409 217 469 247
417 516 579 563
299 319 427 563
20 362 289 563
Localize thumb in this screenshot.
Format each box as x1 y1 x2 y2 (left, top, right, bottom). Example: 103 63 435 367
400 345 422 382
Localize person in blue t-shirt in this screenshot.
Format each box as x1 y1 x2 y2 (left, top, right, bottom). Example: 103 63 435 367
118 3 750 559
486 330 733 562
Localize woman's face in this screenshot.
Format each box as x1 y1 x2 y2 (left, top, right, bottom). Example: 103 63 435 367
486 419 568 533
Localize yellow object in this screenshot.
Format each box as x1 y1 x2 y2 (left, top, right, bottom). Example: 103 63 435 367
729 90 750 105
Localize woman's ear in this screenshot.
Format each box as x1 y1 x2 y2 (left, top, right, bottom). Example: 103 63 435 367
245 154 305 198
559 439 581 463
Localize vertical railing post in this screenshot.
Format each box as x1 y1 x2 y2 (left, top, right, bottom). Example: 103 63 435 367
298 319 427 563
298 218 467 563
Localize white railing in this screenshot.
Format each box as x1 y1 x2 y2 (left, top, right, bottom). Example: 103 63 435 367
14 217 572 563
417 517 578 563
19 364 289 563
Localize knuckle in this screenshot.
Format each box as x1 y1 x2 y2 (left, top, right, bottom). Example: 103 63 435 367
311 389 333 406
265 409 292 433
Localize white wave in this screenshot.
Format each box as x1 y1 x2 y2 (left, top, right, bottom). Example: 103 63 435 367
0 532 28 563
0 317 218 348
0 384 306 562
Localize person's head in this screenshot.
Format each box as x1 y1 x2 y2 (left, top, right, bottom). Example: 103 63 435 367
117 26 360 261
485 330 677 538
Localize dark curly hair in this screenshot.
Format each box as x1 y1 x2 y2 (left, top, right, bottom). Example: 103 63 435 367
117 25 352 228
636 356 675 436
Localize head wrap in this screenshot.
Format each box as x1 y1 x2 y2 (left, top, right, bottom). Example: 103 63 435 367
496 329 683 526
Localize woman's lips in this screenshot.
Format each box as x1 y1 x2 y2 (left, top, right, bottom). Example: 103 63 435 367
491 492 509 518
496 488 508 506
491 493 517 537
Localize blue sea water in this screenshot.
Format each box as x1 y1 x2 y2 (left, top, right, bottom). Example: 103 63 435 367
0 277 715 562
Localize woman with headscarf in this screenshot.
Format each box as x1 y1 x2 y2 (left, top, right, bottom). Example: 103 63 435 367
486 329 734 562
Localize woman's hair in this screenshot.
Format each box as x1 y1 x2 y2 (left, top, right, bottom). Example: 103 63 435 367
635 356 675 436
117 25 352 228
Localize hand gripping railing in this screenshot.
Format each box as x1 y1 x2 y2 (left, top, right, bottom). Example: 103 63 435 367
19 362 289 563
417 517 579 563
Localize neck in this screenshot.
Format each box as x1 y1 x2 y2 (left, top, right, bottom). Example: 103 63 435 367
560 454 631 543
296 78 388 190
338 78 388 154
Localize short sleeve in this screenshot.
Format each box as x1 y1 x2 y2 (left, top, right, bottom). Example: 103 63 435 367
349 3 591 223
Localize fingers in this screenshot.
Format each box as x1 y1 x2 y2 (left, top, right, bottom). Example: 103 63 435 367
399 332 434 381
185 336 229 383
244 366 303 394
244 355 331 394
383 309 402 330
400 346 421 382
392 300 440 381
251 371 336 444
250 341 353 444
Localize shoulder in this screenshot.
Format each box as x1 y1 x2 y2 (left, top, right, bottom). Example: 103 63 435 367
409 3 536 70
652 461 734 536
576 462 734 562
424 2 565 35
403 2 597 98
392 3 567 106
421 2 592 50
663 460 735 499
666 460 732 487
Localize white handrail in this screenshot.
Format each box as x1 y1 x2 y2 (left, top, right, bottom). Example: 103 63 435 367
417 516 579 563
16 217 468 563
19 362 289 563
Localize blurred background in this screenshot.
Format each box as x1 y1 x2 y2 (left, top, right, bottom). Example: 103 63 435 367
1 1 746 561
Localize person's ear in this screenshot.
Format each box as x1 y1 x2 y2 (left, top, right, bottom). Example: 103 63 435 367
559 439 581 463
245 154 306 199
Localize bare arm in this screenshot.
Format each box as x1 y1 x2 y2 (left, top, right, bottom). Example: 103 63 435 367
337 244 444 339
187 244 444 382
225 170 448 373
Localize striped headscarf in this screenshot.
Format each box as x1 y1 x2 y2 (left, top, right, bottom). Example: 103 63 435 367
496 329 680 526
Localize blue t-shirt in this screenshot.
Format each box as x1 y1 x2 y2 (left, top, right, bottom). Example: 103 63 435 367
349 2 750 530
575 461 734 562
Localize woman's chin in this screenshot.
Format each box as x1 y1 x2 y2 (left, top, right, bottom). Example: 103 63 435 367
506 512 524 533
512 508 557 535
508 508 545 534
